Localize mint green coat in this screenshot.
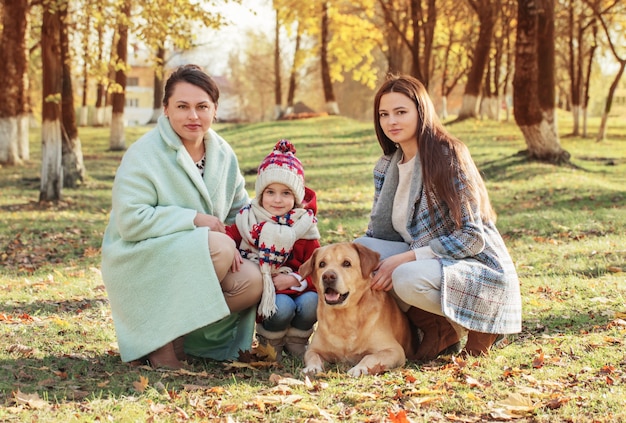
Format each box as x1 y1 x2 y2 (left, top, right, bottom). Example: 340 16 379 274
101 115 251 362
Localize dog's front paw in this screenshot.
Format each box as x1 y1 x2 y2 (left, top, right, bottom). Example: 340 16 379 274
347 365 369 377
301 364 323 376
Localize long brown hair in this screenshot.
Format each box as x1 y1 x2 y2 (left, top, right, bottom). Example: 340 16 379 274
373 74 496 228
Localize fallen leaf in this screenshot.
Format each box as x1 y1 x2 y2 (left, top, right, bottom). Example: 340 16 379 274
465 375 488 388
223 361 259 371
532 350 544 369
253 394 303 405
132 375 149 393
494 392 536 416
367 363 387 375
7 344 35 357
388 409 410 423
269 374 305 386
254 343 277 361
12 390 49 409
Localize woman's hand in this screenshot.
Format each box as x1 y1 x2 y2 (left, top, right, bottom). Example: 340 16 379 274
273 273 298 291
194 212 225 233
231 249 243 273
370 251 415 291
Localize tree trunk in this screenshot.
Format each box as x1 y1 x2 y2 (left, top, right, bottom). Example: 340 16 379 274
567 2 581 135
458 1 496 120
320 2 339 115
109 0 131 151
378 1 409 74
596 61 625 142
148 46 165 124
40 4 64 202
78 13 90 127
513 0 569 163
94 15 107 127
60 1 85 188
273 9 283 119
408 0 424 83
285 26 301 116
0 0 29 165
582 21 597 138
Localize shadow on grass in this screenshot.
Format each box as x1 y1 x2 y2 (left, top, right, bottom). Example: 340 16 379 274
1 298 108 317
0 303 617 406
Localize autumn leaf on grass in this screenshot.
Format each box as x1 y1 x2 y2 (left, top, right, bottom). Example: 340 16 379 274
237 349 257 363
388 409 410 423
132 375 149 393
545 393 570 410
7 344 35 357
609 318 626 328
269 373 306 387
367 363 388 375
12 390 49 409
253 394 303 405
532 350 544 369
465 375 490 389
254 343 278 362
491 392 536 418
223 361 259 372
603 336 622 345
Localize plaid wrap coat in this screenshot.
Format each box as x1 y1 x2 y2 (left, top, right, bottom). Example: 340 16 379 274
365 149 522 334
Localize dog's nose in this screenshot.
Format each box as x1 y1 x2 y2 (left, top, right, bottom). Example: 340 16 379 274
322 270 337 285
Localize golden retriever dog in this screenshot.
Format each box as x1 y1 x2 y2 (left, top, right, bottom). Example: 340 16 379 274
298 242 415 377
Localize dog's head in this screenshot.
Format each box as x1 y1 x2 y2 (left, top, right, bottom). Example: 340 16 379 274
299 242 381 308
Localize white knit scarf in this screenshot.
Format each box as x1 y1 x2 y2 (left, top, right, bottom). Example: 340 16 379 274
236 199 320 318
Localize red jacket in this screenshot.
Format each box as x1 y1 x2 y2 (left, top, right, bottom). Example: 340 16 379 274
225 186 321 296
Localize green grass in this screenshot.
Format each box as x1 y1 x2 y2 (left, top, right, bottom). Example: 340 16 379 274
1 114 625 422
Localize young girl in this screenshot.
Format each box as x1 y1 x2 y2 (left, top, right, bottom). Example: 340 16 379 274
226 139 321 361
356 74 522 359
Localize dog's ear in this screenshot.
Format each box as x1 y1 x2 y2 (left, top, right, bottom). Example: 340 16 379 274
352 243 381 278
298 247 319 279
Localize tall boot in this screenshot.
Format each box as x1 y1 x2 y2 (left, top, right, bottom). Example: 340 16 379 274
462 331 499 357
255 324 287 363
406 307 461 361
147 341 184 369
284 327 314 358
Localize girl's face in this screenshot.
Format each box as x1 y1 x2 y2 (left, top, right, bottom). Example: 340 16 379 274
378 92 419 148
260 183 295 216
164 81 217 145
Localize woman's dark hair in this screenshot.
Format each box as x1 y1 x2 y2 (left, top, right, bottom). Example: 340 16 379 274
163 64 219 106
373 74 495 227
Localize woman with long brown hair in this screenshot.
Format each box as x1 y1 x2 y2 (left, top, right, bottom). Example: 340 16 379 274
356 74 522 359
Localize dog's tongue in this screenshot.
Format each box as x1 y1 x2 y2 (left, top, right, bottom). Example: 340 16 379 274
324 288 341 302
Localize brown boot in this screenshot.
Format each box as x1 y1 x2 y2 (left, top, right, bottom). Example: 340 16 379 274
462 331 499 357
284 327 314 358
406 307 461 361
147 341 184 369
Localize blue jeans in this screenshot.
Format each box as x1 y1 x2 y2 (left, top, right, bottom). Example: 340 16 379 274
261 291 318 332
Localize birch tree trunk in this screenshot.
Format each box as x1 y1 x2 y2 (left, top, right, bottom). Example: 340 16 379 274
40 4 64 201
458 0 496 120
513 0 570 164
60 1 86 187
0 0 29 165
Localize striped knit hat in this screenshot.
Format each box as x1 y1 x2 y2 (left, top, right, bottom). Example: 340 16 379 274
255 139 305 205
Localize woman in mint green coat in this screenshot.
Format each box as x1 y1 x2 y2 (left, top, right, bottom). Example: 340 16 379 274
101 65 262 369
